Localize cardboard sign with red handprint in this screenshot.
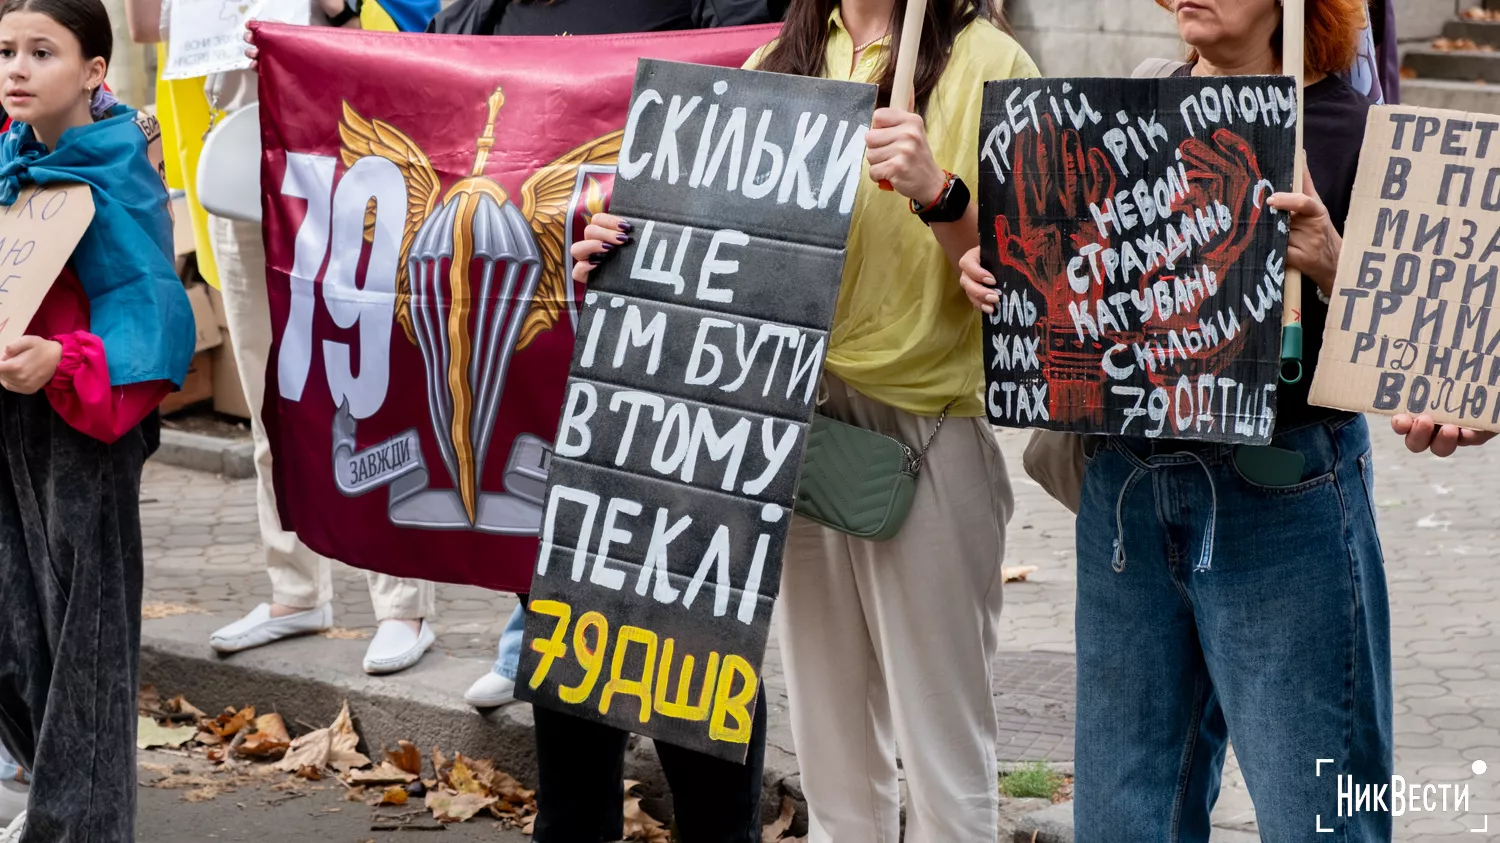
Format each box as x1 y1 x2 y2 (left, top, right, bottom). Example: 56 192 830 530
978 77 1297 444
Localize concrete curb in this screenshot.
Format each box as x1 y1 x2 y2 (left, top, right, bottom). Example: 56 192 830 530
141 613 801 827
152 430 255 480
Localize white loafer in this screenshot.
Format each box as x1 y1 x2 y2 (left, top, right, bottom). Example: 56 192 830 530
0 811 25 843
209 603 334 654
363 620 435 675
463 672 517 708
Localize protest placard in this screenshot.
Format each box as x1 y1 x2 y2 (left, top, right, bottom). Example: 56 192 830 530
515 60 875 761
1310 105 1500 432
979 77 1297 443
162 0 308 81
0 184 94 349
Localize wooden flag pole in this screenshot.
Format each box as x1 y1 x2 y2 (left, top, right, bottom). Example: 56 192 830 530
1280 0 1306 384
878 0 929 192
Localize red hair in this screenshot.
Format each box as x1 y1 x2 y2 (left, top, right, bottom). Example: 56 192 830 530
1155 0 1367 76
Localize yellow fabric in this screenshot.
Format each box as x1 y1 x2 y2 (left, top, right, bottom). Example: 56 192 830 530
360 2 399 30
153 44 221 287
747 11 1038 417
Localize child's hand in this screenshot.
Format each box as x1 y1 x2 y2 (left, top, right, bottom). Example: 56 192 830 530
0 336 63 395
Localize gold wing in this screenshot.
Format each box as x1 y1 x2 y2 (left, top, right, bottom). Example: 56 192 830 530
338 101 442 345
516 130 625 350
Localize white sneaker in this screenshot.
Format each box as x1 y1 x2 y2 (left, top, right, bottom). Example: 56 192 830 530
0 780 25 825
362 620 435 675
209 603 334 654
464 672 517 708
0 810 26 843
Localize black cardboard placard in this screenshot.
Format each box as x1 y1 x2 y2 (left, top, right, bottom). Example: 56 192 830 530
979 77 1297 443
517 59 876 762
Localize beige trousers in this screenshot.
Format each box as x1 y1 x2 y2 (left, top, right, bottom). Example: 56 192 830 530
778 376 1013 843
207 215 435 621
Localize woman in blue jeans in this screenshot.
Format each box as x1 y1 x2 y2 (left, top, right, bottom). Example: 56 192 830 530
962 0 1391 839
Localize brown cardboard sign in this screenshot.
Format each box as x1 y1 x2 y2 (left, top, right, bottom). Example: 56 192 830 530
0 184 94 349
1311 105 1500 432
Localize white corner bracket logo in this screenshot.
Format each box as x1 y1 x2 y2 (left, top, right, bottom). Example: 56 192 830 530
1316 757 1491 833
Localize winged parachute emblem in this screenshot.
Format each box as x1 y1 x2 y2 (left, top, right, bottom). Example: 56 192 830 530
338 89 623 529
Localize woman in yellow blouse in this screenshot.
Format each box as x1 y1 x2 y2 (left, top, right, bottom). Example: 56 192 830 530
575 2 1037 839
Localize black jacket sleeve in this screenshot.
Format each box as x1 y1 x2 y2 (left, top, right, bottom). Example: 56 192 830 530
426 0 507 34
692 0 782 27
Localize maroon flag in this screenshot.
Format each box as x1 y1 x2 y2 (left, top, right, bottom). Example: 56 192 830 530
255 23 776 592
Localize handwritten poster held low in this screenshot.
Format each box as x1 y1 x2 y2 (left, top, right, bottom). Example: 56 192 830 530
1310 105 1500 433
978 77 1297 443
516 60 876 761
0 184 94 348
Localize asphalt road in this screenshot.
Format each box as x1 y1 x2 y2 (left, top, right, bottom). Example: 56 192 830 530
136 752 531 842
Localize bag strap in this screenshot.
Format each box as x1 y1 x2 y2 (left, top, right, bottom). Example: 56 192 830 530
1132 58 1187 79
910 399 957 473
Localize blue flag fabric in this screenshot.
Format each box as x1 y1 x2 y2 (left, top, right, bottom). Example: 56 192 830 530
371 0 440 32
0 105 194 387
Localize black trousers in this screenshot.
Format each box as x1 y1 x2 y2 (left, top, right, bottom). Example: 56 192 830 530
531 695 767 843
0 391 146 842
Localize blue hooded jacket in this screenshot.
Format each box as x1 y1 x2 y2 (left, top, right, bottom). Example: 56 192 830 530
0 105 194 388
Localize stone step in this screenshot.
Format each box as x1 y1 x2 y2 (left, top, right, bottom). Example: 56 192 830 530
1403 47 1500 84
1401 78 1500 115
1442 19 1500 49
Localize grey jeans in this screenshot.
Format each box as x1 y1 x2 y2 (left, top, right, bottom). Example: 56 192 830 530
0 390 146 842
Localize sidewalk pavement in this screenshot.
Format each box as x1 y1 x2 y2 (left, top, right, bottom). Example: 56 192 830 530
139 423 1500 841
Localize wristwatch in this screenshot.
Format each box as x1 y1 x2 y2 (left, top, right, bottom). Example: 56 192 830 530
913 171 970 226
328 0 360 26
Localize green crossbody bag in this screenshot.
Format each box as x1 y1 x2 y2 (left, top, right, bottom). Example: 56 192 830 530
793 405 952 542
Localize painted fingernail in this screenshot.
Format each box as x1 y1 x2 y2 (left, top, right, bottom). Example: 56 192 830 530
600 243 615 252
617 221 633 233
615 233 631 245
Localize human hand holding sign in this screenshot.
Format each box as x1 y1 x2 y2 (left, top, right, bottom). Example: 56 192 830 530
1268 168 1340 297
865 108 946 204
0 336 63 395
1392 414 1497 457
569 212 632 285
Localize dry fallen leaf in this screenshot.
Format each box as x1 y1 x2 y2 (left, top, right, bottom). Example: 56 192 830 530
426 789 497 823
373 786 408 806
141 602 206 621
448 756 486 796
137 716 197 750
1433 36 1495 52
274 702 370 775
347 761 418 786
235 713 292 760
320 627 372 640
204 706 256 740
168 695 206 720
1003 565 1039 582
138 684 163 716
386 740 422 777
761 796 795 842
623 780 670 843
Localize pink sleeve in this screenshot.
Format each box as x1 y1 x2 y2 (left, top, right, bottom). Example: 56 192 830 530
45 331 171 444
